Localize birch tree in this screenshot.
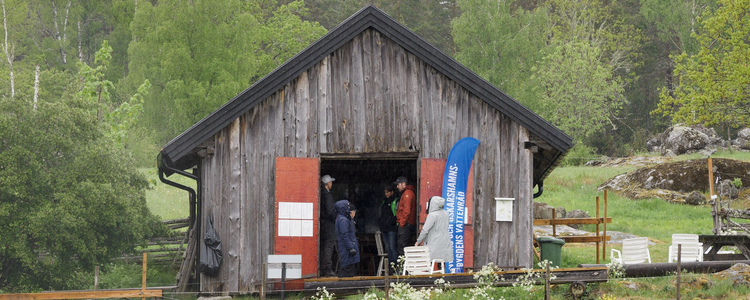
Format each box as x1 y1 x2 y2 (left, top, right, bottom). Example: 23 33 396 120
51 0 71 64
0 0 20 98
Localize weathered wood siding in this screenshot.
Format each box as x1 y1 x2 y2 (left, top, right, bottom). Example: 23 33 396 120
199 28 534 293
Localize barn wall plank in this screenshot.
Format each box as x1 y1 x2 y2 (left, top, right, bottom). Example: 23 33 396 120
296 72 309 158
227 119 241 292
368 31 385 149
317 57 330 154
517 126 533 267
506 117 520 265
240 108 258 290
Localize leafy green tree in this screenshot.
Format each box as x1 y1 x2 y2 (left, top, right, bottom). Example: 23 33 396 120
122 0 326 145
452 0 548 107
653 0 750 129
531 0 641 152
533 41 626 141
544 0 642 81
0 75 162 292
304 0 457 55
640 0 714 56
77 40 150 148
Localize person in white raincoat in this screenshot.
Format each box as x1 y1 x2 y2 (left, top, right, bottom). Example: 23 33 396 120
415 196 453 263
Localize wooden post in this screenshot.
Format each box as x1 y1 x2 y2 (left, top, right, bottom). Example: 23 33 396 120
676 244 682 300
708 158 715 196
708 158 721 234
142 253 147 300
544 262 551 300
281 262 286 300
596 197 600 264
94 266 99 291
261 263 267 300
384 258 390 300
603 191 608 261
552 208 557 237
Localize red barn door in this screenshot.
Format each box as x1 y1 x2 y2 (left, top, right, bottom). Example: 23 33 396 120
274 157 319 280
419 158 474 271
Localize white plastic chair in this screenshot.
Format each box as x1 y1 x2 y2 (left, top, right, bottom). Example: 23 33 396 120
668 234 703 263
402 246 432 275
431 259 446 274
611 237 651 264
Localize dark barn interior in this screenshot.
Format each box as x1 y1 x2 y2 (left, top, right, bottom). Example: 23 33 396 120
320 157 417 275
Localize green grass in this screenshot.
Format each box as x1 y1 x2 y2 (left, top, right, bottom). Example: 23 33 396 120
676 149 750 161
141 167 194 220
542 163 715 266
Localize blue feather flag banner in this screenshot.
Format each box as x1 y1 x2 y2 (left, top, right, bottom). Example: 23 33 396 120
442 137 480 273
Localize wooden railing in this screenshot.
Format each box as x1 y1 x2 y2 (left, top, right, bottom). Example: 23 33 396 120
0 253 172 300
534 191 612 264
116 218 190 265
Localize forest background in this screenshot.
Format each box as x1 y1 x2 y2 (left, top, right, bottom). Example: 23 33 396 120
0 0 748 293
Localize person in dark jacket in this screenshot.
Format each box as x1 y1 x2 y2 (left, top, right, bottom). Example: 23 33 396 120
335 200 360 277
378 184 399 274
319 175 337 277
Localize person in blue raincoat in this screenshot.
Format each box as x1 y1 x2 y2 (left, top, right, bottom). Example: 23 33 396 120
335 200 360 277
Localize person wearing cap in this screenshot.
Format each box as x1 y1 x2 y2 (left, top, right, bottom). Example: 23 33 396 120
394 176 417 257
319 174 337 277
415 196 453 264
335 200 360 277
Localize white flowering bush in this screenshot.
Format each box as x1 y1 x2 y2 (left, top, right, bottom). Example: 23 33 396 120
388 281 433 300
512 260 558 294
361 277 448 300
431 277 450 295
391 255 406 277
468 263 504 300
311 286 334 300
606 260 626 279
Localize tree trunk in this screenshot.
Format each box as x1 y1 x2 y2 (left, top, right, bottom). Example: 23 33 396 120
33 64 39 109
77 20 82 62
52 0 72 65
1 0 13 98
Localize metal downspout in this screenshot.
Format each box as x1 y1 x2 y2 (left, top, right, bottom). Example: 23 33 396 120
533 181 544 198
158 153 202 288
158 164 198 226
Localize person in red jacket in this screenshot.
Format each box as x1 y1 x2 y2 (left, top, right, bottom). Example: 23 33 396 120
394 176 417 258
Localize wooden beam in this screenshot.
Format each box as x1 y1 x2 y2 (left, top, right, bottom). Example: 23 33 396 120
558 236 611 243
304 267 609 293
580 261 750 278
319 152 419 160
0 289 163 300
533 218 612 226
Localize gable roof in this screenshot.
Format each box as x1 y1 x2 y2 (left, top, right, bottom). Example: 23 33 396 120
160 5 573 177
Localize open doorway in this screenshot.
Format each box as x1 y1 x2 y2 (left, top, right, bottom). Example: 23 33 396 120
320 154 418 276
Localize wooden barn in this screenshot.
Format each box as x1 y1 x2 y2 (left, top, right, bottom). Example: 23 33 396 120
157 5 572 294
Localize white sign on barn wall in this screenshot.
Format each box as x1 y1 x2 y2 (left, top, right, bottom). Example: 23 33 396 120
277 202 313 237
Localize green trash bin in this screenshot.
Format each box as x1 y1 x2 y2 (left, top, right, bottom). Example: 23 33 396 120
536 236 565 268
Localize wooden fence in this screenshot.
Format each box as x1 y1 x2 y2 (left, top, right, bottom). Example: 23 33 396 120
534 192 612 264
115 218 190 265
